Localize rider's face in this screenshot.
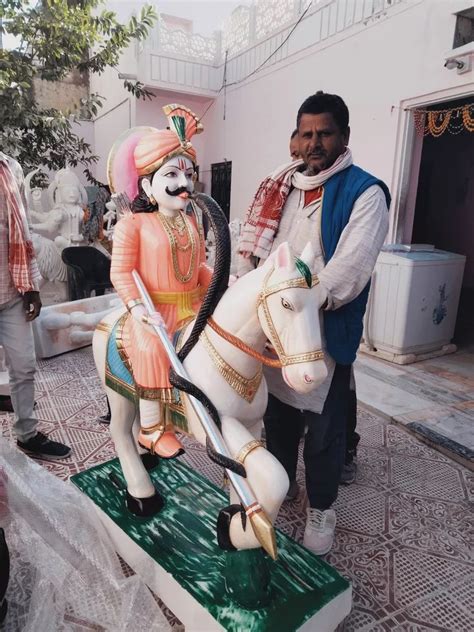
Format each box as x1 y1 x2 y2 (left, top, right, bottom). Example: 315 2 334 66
149 156 195 213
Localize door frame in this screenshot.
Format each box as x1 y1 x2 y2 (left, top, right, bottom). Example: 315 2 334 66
389 83 474 245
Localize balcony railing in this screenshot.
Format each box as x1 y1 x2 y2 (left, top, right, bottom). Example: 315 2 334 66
138 0 404 95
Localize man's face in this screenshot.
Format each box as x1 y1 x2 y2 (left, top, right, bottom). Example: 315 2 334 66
298 112 349 174
289 135 300 161
149 156 195 212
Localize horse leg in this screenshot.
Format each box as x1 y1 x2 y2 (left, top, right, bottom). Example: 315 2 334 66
215 415 289 608
107 388 163 516
92 325 163 515
218 415 289 551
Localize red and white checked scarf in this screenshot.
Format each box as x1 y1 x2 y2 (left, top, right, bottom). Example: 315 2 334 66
0 158 41 293
238 149 353 259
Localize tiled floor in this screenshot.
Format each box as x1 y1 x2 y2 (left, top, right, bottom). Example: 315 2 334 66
1 347 473 631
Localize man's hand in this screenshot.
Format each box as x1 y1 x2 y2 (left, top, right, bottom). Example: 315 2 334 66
22 291 42 321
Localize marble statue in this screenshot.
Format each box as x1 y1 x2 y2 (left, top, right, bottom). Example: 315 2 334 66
92 104 329 588
30 167 87 249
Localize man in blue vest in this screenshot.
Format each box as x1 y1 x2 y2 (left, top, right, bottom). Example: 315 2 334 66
238 92 390 554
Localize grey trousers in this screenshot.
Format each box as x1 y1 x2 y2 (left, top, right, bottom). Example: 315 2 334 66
0 299 37 441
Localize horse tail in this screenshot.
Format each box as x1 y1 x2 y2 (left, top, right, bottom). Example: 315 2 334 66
169 194 246 478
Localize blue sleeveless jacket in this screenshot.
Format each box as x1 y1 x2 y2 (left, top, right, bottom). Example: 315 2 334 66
320 166 391 365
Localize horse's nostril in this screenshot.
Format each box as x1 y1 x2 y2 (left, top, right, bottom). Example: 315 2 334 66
304 374 313 384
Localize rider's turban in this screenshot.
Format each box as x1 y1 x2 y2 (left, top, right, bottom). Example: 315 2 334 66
107 104 203 200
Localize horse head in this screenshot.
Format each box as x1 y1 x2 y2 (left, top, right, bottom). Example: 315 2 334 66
258 242 328 393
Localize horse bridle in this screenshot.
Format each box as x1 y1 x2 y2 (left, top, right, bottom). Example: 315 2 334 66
207 265 325 368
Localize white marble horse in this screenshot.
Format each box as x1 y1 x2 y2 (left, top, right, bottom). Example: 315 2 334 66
93 240 328 552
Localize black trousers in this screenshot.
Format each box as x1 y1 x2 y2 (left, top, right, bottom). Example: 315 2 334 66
346 382 360 460
264 364 352 510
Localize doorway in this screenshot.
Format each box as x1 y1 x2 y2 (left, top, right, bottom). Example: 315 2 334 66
411 96 474 346
211 161 232 221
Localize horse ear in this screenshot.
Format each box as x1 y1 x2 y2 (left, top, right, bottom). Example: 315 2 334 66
299 241 316 270
274 242 293 270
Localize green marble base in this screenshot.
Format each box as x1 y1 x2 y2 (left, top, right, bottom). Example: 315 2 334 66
71 458 351 631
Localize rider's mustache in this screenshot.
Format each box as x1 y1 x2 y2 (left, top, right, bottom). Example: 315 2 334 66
165 185 192 197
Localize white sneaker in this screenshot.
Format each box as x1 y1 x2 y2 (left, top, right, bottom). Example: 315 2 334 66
303 508 336 555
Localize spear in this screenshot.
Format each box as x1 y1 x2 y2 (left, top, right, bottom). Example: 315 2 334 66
132 270 277 560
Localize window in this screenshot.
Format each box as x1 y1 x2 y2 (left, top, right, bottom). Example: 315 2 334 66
453 7 474 48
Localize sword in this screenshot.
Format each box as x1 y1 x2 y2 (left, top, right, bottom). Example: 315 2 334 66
132 270 277 560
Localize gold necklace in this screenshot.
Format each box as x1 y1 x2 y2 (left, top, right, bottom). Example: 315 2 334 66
157 211 197 283
161 212 186 235
160 212 192 251
200 330 263 403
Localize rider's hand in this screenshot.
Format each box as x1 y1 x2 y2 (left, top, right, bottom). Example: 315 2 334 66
142 312 166 328
130 304 166 332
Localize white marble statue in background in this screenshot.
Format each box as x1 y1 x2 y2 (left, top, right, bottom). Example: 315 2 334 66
103 199 117 240
30 167 87 249
26 168 89 303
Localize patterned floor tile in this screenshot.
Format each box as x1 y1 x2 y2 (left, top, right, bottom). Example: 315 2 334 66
386 425 450 463
389 454 466 501
332 548 390 617
64 403 111 433
35 369 76 391
388 491 472 563
342 608 381 631
355 447 390 488
1 346 472 631
358 421 386 449
460 468 474 502
35 394 92 423
326 531 387 565
404 589 473 630
64 427 111 463
334 489 387 535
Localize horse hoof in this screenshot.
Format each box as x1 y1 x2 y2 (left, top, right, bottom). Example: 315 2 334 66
126 490 164 517
216 504 246 551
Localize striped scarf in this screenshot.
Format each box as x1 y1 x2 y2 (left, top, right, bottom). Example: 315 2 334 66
0 158 41 293
238 149 353 259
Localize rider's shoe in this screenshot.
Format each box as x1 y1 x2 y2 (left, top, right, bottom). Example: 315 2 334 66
138 423 184 459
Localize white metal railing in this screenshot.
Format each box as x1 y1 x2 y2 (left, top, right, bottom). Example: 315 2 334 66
144 18 220 64
139 0 404 92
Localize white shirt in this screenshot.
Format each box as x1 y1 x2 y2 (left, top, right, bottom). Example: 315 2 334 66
264 182 389 413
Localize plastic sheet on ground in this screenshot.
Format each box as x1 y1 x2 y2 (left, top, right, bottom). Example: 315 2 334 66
0 440 171 632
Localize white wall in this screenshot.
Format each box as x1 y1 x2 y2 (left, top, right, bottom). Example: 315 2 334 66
198 0 473 220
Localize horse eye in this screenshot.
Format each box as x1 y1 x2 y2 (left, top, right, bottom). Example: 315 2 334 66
281 297 294 311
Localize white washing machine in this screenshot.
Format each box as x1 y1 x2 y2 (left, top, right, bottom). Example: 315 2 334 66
363 247 466 361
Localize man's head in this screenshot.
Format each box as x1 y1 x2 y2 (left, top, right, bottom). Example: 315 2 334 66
289 129 300 161
296 91 350 174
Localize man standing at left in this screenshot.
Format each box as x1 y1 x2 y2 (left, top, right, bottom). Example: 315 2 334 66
0 152 70 459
